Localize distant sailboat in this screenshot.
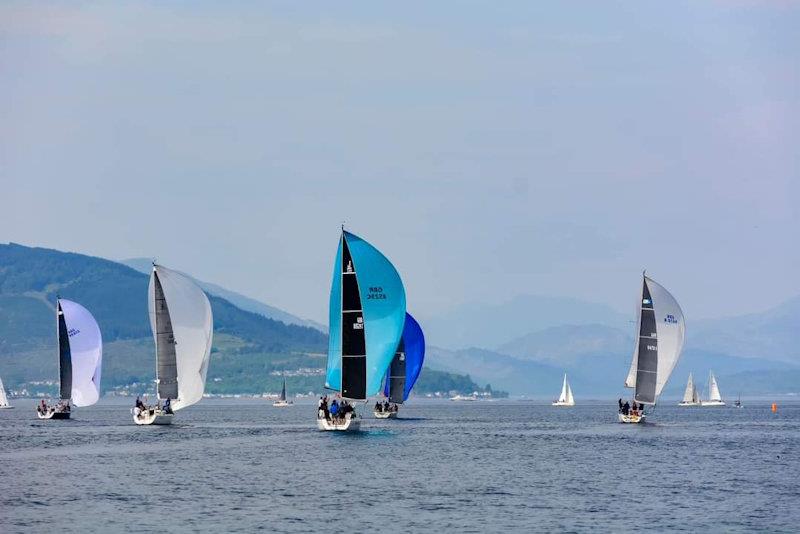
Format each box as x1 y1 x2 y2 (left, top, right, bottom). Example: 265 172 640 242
552 373 575 406
620 274 685 423
702 371 725 406
319 229 406 431
0 376 13 409
37 298 103 420
133 264 213 425
273 378 293 407
734 393 743 408
678 373 701 406
375 313 425 419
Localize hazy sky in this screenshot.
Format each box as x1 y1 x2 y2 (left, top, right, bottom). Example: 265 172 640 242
2 2 798 324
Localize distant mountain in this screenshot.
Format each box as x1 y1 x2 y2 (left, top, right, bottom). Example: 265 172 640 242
420 295 629 349
688 296 800 364
121 258 324 331
498 324 632 365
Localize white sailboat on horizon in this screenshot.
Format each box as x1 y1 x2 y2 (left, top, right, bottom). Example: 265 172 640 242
702 371 726 406
273 378 293 407
552 373 575 406
0 376 12 409
678 373 701 406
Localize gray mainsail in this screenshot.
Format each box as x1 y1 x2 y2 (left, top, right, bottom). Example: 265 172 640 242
634 278 658 404
153 269 179 399
340 234 367 400
57 300 72 400
387 340 406 404
280 379 286 401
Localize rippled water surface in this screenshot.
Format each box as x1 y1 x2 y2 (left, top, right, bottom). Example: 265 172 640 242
2 398 799 532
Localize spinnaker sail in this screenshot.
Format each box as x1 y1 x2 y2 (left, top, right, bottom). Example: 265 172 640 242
383 313 425 403
326 230 406 400
148 265 213 411
624 275 685 405
57 299 102 407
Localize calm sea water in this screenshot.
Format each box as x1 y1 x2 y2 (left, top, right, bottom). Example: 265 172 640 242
2 398 798 533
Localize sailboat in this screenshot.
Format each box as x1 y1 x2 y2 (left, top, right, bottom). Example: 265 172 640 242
552 373 575 406
734 393 742 408
678 373 701 406
620 274 685 423
375 313 425 419
0 376 13 409
133 264 213 425
273 378 293 407
702 371 725 406
319 229 406 431
37 298 103 420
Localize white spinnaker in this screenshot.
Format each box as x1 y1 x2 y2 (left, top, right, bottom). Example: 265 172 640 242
60 299 102 407
682 373 695 403
0 377 9 406
148 266 213 411
647 276 685 398
709 373 722 402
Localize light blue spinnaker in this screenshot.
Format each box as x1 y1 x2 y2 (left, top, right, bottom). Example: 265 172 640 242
383 313 425 401
326 230 406 398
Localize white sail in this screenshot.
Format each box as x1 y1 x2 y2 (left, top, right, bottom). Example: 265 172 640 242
708 372 723 402
624 287 644 388
649 276 685 398
565 381 574 405
59 299 103 407
0 376 10 407
148 265 213 411
682 373 695 403
558 374 569 403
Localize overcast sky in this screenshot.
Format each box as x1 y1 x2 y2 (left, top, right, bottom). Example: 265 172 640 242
2 2 798 324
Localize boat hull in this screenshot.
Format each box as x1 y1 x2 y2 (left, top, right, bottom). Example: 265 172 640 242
317 415 361 432
374 410 397 419
0 406 14 409
701 401 726 407
133 408 174 425
678 401 701 407
272 401 293 407
552 402 575 407
618 412 645 424
37 410 70 420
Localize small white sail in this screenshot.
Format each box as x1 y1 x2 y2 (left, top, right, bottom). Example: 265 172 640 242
682 373 695 403
565 381 574 405
554 373 575 405
59 299 103 407
0 376 10 407
558 374 569 403
708 372 723 402
148 265 213 411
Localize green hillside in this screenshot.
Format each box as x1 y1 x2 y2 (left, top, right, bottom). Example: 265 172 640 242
0 243 487 398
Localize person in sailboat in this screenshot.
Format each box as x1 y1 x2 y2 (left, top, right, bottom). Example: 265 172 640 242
330 399 340 420
622 401 630 415
164 398 173 414
374 400 382 413
618 398 623 411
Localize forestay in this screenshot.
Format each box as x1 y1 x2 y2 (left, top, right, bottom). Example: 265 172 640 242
58 299 103 407
148 265 213 411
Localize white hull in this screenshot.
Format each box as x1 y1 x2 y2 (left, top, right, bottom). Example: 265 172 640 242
0 406 13 409
552 401 575 407
133 408 174 425
317 415 360 432
272 401 293 407
37 410 70 420
701 400 726 407
374 410 397 419
618 412 645 424
678 401 701 407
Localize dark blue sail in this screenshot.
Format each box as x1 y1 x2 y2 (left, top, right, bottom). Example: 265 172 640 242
383 313 425 402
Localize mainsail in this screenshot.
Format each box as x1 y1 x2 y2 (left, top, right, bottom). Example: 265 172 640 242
624 275 685 405
383 313 426 403
708 372 723 402
326 230 406 400
280 379 287 402
0 376 10 407
682 373 699 404
58 299 103 407
148 265 213 411
557 374 575 404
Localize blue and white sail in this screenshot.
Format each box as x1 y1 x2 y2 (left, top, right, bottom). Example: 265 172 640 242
326 230 406 400
57 299 103 407
383 313 426 403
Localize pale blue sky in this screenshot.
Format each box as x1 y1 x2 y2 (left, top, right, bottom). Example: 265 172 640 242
2 2 798 324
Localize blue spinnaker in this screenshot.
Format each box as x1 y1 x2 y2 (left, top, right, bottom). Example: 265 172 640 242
383 313 425 401
326 231 406 397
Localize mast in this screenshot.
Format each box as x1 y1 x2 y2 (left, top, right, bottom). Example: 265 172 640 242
152 267 178 400
340 232 367 400
57 298 72 401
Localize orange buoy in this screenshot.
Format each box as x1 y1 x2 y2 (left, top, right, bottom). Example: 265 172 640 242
771 402 778 413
